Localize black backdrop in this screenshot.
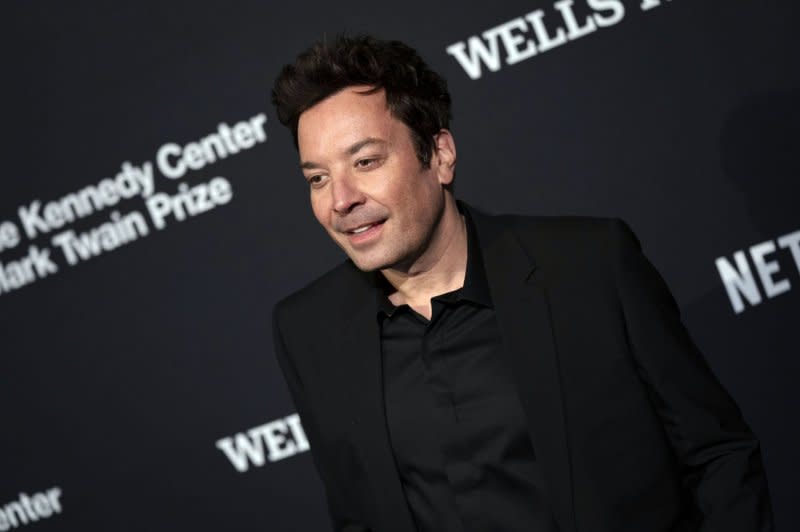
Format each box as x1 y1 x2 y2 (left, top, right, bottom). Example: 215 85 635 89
2 1 798 530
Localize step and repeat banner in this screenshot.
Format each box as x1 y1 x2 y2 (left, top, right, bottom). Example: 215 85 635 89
2 1 797 530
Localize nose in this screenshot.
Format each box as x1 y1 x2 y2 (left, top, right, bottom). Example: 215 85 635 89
331 173 365 214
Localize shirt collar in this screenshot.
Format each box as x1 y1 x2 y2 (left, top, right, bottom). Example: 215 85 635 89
374 204 493 318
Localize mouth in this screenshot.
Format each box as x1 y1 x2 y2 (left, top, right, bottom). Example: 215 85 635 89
349 223 379 234
343 219 385 234
344 220 385 245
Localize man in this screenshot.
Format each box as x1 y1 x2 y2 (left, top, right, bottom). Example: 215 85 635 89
270 35 773 532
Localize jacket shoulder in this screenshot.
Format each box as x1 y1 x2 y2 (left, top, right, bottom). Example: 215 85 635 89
508 212 624 253
272 259 363 326
510 211 617 235
501 212 635 283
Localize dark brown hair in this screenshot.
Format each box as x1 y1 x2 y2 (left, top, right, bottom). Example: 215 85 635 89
271 34 452 167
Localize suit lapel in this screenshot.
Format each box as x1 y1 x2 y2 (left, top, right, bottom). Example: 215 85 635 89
334 275 417 532
468 204 578 532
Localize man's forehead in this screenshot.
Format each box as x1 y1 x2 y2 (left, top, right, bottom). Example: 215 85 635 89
300 137 388 170
297 87 399 162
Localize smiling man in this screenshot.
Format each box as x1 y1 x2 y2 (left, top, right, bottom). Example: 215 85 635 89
270 35 773 532
297 83 462 315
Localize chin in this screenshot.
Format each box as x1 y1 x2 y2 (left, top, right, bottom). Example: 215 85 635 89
345 248 397 273
348 255 387 273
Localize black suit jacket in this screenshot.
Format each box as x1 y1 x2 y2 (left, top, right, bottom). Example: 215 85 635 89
272 202 773 532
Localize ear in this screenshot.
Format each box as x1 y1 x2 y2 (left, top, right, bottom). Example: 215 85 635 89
432 129 457 186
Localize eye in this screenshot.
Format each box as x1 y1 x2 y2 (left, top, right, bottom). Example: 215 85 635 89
355 157 383 169
306 174 329 188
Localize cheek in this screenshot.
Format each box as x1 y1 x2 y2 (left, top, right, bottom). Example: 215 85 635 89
405 175 442 216
390 170 435 205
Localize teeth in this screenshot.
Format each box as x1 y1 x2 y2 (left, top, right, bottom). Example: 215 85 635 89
351 224 373 234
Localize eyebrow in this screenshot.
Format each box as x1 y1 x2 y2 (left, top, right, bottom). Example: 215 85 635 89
300 137 387 170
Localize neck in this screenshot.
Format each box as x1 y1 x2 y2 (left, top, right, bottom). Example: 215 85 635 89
380 197 467 313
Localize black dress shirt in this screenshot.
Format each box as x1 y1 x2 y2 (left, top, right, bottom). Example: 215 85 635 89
375 209 560 532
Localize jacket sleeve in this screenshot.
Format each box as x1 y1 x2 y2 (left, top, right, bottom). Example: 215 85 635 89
608 218 774 532
272 301 371 532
